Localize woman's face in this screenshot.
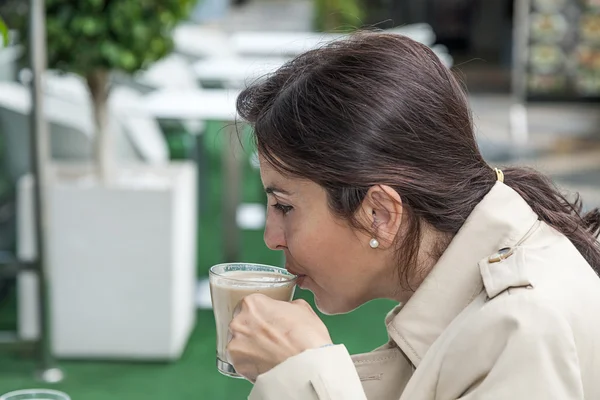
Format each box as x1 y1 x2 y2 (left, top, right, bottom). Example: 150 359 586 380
259 158 397 315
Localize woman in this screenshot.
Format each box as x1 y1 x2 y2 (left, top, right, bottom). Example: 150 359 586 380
226 32 600 399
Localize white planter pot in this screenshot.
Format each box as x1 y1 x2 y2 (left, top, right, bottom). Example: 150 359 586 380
17 162 197 361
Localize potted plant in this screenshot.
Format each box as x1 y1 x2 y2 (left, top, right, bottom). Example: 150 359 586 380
0 16 7 47
313 0 364 32
14 0 200 361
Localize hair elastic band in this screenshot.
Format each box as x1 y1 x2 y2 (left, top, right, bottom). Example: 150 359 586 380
494 168 504 183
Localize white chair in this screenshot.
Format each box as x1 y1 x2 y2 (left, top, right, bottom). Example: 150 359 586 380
0 81 94 182
43 70 89 100
0 45 24 82
135 54 199 90
43 73 169 165
108 86 170 165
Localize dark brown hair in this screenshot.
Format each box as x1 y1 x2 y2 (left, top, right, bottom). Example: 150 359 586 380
236 32 600 285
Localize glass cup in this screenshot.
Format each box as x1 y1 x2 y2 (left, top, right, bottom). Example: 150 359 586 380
209 263 297 378
0 389 70 400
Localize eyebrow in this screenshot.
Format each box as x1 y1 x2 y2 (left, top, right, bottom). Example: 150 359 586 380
265 186 292 196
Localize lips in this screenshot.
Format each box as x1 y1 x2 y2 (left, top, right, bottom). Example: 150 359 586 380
286 265 308 288
285 265 306 278
296 275 307 288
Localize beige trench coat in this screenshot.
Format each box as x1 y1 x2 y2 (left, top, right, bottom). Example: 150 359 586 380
248 182 600 400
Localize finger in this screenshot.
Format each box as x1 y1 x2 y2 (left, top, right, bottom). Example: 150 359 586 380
232 301 243 320
237 293 265 315
227 327 235 345
228 315 250 336
292 298 317 315
225 337 238 364
226 340 259 383
228 319 237 338
292 298 309 306
244 292 271 307
226 332 250 358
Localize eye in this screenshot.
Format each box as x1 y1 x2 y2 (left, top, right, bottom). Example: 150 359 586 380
272 203 293 215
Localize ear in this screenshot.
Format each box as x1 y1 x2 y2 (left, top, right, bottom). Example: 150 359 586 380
358 185 403 249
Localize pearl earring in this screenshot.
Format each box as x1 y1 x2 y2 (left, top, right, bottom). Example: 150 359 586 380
369 238 379 249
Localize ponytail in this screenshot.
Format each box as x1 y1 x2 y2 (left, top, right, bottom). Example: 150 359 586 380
503 167 600 274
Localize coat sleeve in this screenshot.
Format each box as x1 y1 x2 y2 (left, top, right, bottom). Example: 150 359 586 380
248 344 368 400
438 290 584 400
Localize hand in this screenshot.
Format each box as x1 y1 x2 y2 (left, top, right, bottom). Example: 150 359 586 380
227 294 333 382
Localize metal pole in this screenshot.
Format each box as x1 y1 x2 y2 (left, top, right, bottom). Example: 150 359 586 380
29 0 64 383
509 0 531 152
511 0 531 103
222 123 241 263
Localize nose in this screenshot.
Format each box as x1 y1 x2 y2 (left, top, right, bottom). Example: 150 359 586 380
264 213 286 250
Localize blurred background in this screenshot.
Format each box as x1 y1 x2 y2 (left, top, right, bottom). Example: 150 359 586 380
0 0 599 398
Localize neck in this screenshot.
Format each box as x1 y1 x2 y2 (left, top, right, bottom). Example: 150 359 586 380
391 224 452 304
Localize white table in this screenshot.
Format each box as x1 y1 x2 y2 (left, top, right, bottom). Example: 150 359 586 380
136 54 199 90
193 56 289 88
385 23 436 45
231 32 345 57
173 24 234 59
192 47 451 90
143 88 242 262
230 24 437 57
430 45 454 68
143 88 240 121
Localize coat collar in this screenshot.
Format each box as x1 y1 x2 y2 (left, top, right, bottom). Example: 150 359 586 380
386 182 540 367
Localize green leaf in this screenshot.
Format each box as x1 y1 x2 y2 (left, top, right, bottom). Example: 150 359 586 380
119 50 138 71
13 0 200 80
87 0 105 11
0 16 8 48
80 17 102 36
313 0 363 32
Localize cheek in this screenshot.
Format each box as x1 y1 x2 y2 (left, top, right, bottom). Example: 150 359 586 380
285 218 376 314
287 217 364 278
285 223 327 270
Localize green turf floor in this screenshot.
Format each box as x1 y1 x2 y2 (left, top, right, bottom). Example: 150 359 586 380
0 121 398 398
0 294 396 399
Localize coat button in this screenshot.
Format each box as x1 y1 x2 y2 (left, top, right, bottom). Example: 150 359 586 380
488 247 514 263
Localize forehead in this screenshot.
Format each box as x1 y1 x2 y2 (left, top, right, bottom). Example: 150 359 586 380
258 156 288 183
258 156 318 196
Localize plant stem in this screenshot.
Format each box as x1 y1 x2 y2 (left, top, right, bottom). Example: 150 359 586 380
86 69 112 183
